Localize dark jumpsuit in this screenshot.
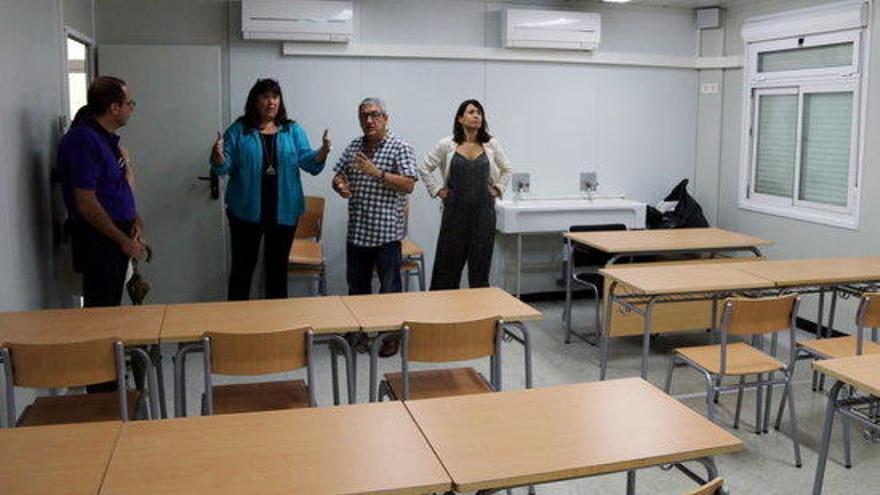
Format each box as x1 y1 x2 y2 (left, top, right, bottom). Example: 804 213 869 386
430 151 496 290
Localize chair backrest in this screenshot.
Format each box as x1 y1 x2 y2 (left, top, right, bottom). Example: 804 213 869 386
5 337 122 388
403 316 501 363
720 294 799 336
857 291 880 329
855 291 880 355
570 223 626 267
295 196 325 240
205 327 311 375
684 478 723 495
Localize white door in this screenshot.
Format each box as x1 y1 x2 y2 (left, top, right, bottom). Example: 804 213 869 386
99 45 226 303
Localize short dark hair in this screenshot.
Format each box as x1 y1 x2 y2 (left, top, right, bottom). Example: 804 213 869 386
453 99 492 144
87 76 127 116
239 78 292 129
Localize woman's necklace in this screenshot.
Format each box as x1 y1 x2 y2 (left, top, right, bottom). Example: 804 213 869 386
264 133 276 176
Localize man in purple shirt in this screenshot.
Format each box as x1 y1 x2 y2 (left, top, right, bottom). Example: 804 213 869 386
59 76 146 308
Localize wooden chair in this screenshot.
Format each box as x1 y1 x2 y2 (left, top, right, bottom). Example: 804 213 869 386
288 196 326 296
685 478 723 495
200 327 316 415
774 291 880 468
1 338 155 427
665 295 803 467
401 238 426 292
377 316 503 401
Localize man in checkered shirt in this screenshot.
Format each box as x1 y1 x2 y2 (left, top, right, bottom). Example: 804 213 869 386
332 97 417 297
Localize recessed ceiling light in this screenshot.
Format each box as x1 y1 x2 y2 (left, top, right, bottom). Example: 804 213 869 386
602 0 633 3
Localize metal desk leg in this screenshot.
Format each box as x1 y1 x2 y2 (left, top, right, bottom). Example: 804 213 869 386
640 299 656 380
626 470 636 495
503 322 533 389
819 290 839 391
813 290 825 391
330 343 340 406
813 380 845 495
150 345 168 419
599 281 617 381
564 238 573 343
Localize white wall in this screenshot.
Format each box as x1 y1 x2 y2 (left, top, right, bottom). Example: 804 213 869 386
704 0 880 330
228 0 699 294
91 0 700 295
0 1 66 312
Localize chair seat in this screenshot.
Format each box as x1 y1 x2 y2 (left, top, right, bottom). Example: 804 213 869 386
675 342 784 376
210 380 310 415
799 336 880 359
401 261 421 272
289 239 323 266
402 239 423 258
17 390 141 427
384 367 492 400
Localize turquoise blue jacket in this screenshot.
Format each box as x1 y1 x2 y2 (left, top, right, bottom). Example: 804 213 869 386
210 120 324 226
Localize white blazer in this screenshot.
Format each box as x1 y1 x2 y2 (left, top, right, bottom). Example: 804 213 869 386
418 136 512 198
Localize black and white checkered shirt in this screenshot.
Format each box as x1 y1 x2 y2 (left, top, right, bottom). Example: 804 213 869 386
333 132 418 247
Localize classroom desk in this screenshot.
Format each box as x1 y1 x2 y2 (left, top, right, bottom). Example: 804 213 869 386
161 296 360 415
599 263 774 379
812 354 880 495
0 305 167 419
99 402 452 495
599 256 880 381
563 227 771 344
0 421 122 495
405 378 742 494
342 288 542 400
0 304 166 345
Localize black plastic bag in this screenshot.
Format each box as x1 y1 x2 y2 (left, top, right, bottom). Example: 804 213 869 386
647 179 709 229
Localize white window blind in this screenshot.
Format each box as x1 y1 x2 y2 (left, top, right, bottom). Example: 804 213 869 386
754 94 797 197
799 91 853 206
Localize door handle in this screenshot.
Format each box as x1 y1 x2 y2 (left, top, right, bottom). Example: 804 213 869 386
197 173 219 200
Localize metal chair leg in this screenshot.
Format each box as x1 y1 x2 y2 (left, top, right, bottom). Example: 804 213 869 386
664 355 677 394
763 373 775 433
785 380 803 468
755 373 764 435
734 375 745 430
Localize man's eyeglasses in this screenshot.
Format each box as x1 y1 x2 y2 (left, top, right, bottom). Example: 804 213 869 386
120 99 136 109
359 111 384 121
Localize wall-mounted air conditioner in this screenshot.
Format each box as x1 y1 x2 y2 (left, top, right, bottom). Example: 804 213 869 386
242 0 353 43
503 9 601 51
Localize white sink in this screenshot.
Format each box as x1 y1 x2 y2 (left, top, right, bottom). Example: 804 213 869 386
495 197 646 234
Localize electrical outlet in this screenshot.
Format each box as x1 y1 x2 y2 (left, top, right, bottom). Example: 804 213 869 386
580 172 598 192
512 173 530 194
701 83 719 94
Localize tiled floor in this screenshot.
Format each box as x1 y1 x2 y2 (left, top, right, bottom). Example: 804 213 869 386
164 298 879 494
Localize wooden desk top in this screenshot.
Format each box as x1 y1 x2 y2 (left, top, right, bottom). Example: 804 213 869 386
99 402 451 495
0 421 121 495
600 263 774 295
342 287 542 332
0 305 165 346
813 354 880 397
733 256 880 287
160 296 359 342
564 227 771 254
405 378 742 492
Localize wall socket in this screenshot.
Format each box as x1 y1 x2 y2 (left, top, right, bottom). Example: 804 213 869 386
580 172 598 192
512 173 530 194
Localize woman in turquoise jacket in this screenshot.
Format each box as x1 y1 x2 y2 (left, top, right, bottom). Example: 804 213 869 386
210 78 330 300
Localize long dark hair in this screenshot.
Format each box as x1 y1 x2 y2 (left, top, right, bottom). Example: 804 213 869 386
238 78 292 130
452 99 492 144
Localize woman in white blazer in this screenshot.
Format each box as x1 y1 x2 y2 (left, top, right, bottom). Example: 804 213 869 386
418 99 511 290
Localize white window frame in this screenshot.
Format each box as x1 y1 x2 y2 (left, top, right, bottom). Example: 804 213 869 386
61 26 95 131
738 2 869 230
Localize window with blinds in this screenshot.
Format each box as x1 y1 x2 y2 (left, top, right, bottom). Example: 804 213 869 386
741 23 864 229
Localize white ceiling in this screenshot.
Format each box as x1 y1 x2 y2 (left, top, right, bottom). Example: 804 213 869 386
607 0 761 8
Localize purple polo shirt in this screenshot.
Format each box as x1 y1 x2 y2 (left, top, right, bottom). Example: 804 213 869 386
58 119 136 221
